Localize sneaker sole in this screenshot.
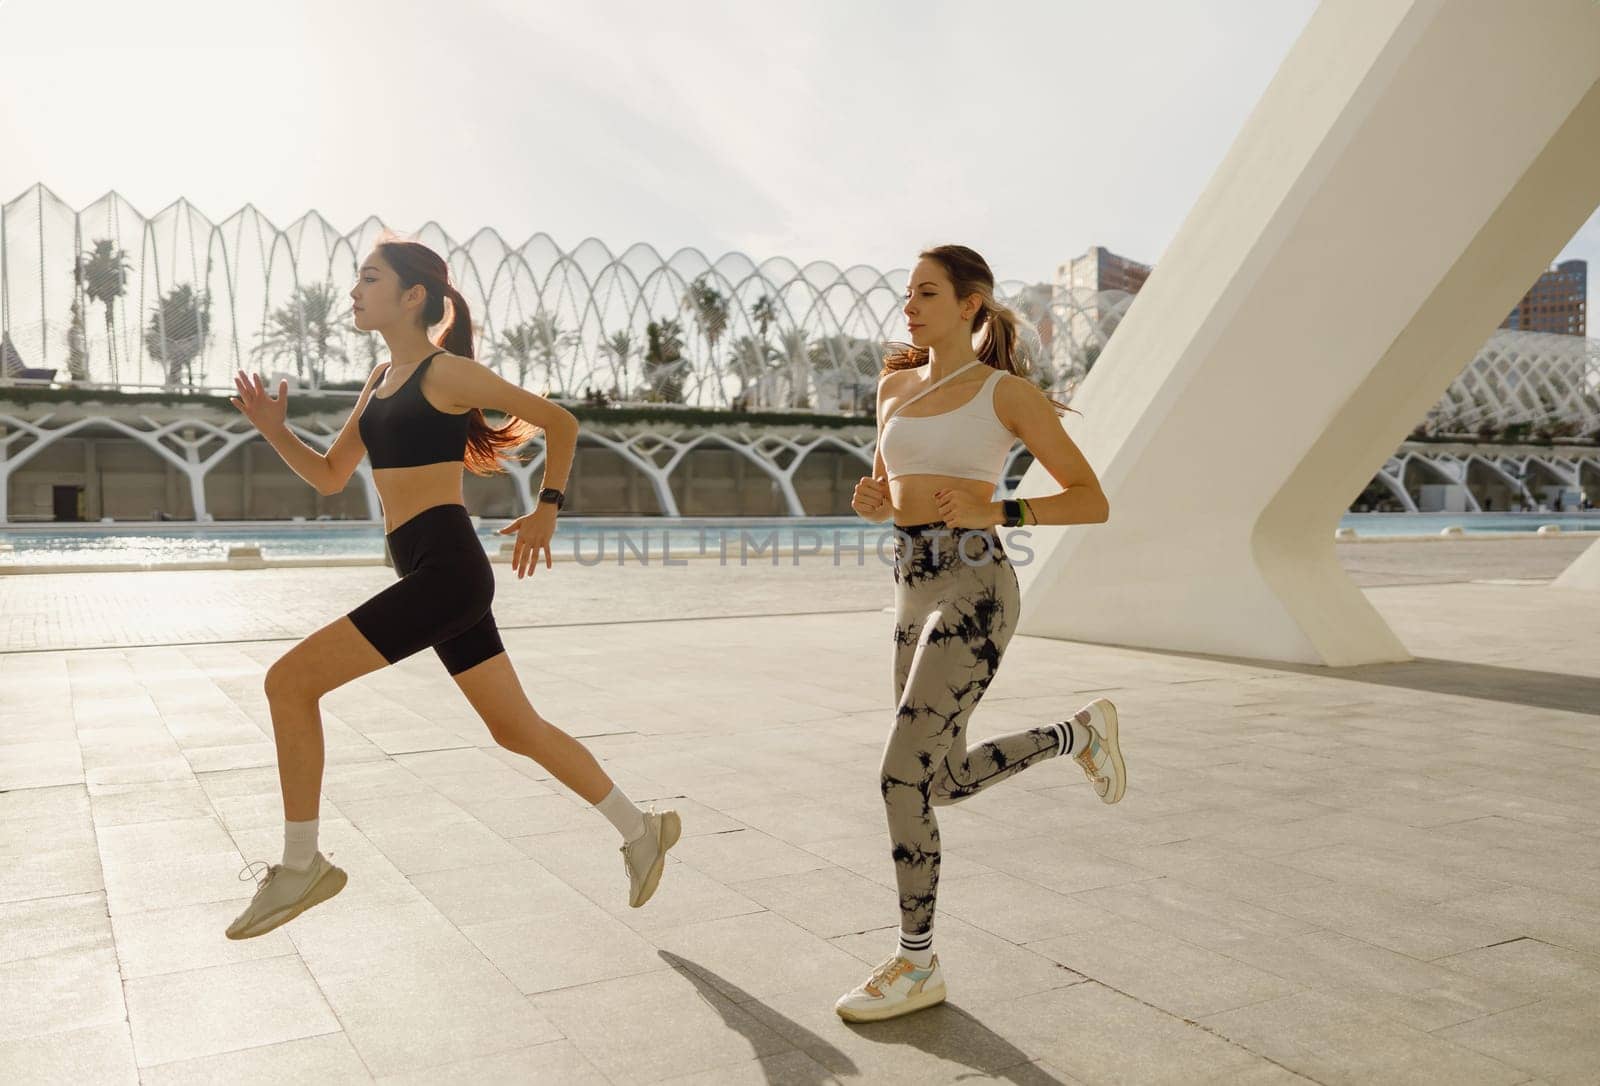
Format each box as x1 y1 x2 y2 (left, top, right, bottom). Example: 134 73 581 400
629 810 681 908
1089 697 1127 804
226 865 348 941
835 982 948 1023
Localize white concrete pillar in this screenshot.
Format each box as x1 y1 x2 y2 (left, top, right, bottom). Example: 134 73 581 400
1554 543 1600 590
1015 0 1600 665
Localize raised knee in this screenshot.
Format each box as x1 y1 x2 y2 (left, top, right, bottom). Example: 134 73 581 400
263 658 316 704
927 760 964 806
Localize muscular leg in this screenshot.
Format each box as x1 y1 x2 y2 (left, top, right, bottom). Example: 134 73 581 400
882 601 1001 935
263 615 389 821
448 652 615 805
882 552 1047 935
894 564 1061 806
450 647 678 908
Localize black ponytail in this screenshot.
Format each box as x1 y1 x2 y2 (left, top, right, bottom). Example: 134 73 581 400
440 285 473 359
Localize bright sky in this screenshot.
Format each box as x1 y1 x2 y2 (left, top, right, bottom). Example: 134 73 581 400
0 0 1595 315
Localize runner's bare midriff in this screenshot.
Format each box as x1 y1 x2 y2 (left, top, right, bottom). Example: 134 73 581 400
889 474 996 527
372 463 467 533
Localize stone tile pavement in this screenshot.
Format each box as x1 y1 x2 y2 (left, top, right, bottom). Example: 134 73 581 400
2 533 1590 656
3 539 1599 1083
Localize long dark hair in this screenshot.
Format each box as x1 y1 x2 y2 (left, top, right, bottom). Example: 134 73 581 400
374 238 535 475
883 244 1075 416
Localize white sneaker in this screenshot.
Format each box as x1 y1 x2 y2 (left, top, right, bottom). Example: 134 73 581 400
835 954 946 1023
621 807 681 908
225 852 347 940
1074 697 1127 804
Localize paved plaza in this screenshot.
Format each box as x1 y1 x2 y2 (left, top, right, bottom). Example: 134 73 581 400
3 536 1599 1084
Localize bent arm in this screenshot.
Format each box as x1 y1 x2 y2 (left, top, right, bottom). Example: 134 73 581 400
862 374 895 522
319 368 386 494
433 355 579 489
258 426 339 495
260 365 383 496
996 378 1109 525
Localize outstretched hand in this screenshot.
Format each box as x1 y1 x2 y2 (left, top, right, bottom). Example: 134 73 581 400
496 504 557 579
230 371 288 434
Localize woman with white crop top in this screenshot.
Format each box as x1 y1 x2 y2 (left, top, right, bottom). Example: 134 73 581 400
833 244 1127 1024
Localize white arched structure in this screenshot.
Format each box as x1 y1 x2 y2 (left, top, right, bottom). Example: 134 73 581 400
0 408 884 522
0 411 380 523
1428 329 1600 437
1358 448 1589 514
1014 0 1600 666
0 186 1054 411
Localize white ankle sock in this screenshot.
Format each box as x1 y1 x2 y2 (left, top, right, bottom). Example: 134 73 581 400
283 817 319 871
1054 713 1093 757
898 927 934 967
595 785 647 843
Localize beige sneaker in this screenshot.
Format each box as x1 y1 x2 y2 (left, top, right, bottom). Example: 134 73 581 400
621 807 681 908
1074 698 1127 804
835 954 946 1022
225 852 347 940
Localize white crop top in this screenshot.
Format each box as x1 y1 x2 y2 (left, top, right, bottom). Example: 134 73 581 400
878 360 1017 485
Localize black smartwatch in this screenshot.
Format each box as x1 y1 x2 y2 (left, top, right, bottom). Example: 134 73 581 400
538 487 566 510
1001 498 1023 527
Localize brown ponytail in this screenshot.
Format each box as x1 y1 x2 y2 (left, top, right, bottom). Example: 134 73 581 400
376 239 536 476
883 244 1076 416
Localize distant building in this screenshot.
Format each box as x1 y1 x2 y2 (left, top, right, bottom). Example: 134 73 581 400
1052 246 1153 376
1501 259 1586 336
1061 245 1153 296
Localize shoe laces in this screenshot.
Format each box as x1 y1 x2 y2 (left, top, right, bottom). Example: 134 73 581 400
620 809 658 863
1074 730 1105 778
865 955 914 995
238 859 277 890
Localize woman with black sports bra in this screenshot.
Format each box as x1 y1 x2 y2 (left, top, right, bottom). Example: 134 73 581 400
223 238 679 940
833 245 1126 1023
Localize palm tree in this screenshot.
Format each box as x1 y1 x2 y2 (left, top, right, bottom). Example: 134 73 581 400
599 330 636 399
643 318 686 403
685 275 729 395
727 335 776 408
75 239 132 382
778 327 811 408
528 313 577 395
752 294 778 341
253 281 349 388
358 330 383 369
493 320 539 385
64 297 90 382
144 284 212 389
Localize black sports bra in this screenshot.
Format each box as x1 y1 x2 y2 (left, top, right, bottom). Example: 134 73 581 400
358 351 470 470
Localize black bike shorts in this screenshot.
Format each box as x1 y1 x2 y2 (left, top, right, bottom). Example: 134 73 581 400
347 503 504 675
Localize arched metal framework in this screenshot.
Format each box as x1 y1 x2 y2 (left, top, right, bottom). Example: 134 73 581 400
0 184 1067 407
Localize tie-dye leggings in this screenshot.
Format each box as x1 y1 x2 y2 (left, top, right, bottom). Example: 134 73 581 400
882 520 1068 936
